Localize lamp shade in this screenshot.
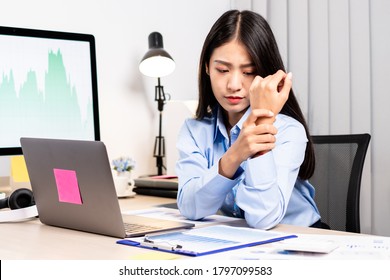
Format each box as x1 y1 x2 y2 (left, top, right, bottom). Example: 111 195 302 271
139 32 175 78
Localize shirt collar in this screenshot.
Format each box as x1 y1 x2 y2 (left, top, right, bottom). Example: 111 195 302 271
213 106 251 141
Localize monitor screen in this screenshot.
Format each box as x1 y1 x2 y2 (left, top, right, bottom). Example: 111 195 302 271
0 26 100 155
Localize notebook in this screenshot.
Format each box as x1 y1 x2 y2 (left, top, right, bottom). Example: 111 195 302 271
20 137 195 238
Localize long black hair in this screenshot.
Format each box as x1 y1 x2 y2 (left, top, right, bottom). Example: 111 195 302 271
196 10 315 179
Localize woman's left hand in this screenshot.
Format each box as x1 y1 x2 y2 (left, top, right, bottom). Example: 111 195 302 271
249 70 292 120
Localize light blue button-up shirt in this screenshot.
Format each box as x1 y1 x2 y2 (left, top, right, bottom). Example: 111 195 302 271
175 107 320 229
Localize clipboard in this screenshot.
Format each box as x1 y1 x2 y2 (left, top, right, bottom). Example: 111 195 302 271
117 225 297 257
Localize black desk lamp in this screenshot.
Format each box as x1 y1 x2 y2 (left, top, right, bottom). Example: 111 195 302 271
139 32 175 175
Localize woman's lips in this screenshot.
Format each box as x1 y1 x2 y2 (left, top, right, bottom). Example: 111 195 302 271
226 96 243 104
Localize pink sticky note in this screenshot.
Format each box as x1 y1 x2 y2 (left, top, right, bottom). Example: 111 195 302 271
53 168 83 205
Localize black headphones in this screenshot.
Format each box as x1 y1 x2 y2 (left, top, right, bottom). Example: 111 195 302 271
0 188 35 210
0 188 37 222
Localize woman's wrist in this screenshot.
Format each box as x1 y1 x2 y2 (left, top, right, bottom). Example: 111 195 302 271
219 151 241 179
255 115 276 125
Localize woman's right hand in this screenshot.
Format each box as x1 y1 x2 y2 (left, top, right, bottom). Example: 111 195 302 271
219 109 277 178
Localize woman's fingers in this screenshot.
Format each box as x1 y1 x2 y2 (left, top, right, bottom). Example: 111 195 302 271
253 123 278 135
249 70 292 115
277 72 292 100
268 70 286 90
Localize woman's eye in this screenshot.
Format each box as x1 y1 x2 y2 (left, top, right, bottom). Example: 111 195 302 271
243 71 255 76
216 68 228 73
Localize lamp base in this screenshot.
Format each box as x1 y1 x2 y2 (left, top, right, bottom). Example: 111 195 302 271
154 135 165 175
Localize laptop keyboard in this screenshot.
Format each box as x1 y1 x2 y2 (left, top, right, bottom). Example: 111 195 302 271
124 222 161 234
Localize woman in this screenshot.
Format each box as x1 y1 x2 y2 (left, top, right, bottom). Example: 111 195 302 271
176 10 323 229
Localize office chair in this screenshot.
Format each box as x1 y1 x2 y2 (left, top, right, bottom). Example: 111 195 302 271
309 133 371 233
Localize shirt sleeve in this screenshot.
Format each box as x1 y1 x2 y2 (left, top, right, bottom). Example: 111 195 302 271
175 118 238 220
236 116 307 229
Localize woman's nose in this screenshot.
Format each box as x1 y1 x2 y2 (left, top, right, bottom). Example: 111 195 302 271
227 72 242 92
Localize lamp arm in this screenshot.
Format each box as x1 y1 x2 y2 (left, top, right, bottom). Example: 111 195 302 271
155 77 166 112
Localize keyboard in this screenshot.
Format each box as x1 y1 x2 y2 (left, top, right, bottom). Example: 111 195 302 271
124 222 161 235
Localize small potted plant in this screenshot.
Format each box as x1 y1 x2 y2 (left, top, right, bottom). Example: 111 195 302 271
112 156 136 197
112 156 136 177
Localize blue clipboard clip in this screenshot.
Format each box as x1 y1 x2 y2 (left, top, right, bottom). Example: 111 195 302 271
116 237 197 255
141 236 183 251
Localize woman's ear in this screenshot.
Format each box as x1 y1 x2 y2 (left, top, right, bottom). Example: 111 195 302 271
205 64 210 75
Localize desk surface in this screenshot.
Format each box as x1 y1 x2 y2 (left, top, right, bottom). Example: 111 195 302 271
0 194 355 260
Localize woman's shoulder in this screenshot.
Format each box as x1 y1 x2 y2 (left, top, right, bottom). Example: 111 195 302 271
178 116 217 150
183 115 215 129
276 113 303 126
275 114 307 141
180 115 216 137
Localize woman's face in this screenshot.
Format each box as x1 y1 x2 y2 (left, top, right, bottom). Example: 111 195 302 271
208 39 256 125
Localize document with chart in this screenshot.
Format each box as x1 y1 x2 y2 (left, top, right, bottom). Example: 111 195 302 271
117 225 297 257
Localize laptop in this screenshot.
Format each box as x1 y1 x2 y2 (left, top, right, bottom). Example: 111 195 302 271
20 137 195 238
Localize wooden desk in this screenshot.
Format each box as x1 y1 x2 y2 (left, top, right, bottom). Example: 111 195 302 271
0 194 354 260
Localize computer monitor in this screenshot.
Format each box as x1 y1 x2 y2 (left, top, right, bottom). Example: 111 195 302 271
0 26 100 156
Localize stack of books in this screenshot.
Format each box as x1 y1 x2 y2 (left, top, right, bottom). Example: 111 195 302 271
133 175 178 198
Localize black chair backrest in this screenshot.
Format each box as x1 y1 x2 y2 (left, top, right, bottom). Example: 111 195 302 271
310 133 371 233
